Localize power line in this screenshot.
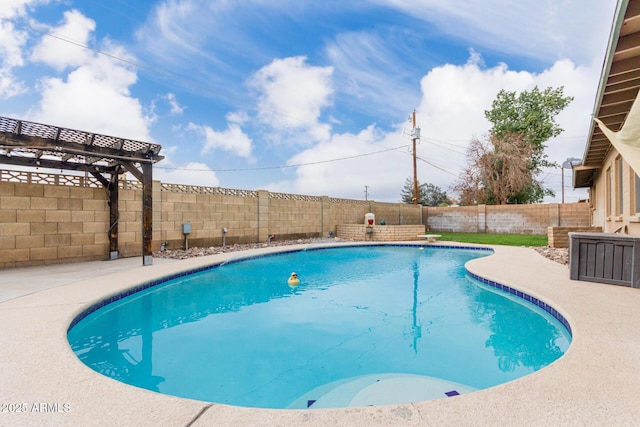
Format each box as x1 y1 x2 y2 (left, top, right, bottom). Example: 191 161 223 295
13 26 416 174
155 144 409 172
17 24 323 130
21 24 421 154
16 20 582 186
38 31 257 107
422 137 469 152
415 155 462 178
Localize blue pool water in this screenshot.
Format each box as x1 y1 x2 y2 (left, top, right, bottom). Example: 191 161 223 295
67 245 571 409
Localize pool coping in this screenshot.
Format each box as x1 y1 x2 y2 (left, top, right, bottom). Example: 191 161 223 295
2 241 640 425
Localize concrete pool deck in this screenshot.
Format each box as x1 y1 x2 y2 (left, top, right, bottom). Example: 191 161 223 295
1 241 639 426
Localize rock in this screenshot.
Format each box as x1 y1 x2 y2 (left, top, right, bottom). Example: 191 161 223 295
154 238 324 259
533 247 568 265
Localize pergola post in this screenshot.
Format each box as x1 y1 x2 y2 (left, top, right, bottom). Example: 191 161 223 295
108 172 119 260
142 162 153 266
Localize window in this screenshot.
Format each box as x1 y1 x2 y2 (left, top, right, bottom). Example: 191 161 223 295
617 156 624 215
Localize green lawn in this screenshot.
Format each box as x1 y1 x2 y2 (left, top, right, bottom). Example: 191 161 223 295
436 232 548 247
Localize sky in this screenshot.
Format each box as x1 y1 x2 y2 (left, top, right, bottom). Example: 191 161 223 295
0 0 619 203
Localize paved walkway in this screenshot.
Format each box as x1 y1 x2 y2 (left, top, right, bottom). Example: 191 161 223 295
0 257 175 303
1 243 640 426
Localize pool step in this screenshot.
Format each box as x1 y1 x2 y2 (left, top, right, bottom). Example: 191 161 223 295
287 373 476 409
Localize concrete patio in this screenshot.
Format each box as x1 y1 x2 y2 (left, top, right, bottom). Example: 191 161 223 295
1 242 639 426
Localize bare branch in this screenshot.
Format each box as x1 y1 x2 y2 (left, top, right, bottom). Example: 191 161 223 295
454 133 534 205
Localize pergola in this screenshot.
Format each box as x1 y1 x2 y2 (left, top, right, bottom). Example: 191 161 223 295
0 116 164 266
574 0 640 187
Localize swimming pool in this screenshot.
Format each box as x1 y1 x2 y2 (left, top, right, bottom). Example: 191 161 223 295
67 244 571 409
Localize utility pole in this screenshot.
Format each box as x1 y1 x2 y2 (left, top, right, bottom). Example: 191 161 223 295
411 110 419 205
364 185 369 201
561 165 565 204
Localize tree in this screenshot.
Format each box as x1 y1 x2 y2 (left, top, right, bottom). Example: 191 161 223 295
401 178 451 206
454 133 535 205
483 86 573 204
456 87 573 204
486 87 573 151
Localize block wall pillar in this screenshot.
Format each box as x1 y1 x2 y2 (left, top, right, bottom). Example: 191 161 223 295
257 190 270 243
549 203 560 227
321 196 330 237
478 204 487 233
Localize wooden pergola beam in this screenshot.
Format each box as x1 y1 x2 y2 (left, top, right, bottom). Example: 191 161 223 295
0 154 119 174
0 134 156 164
123 162 144 182
0 116 163 266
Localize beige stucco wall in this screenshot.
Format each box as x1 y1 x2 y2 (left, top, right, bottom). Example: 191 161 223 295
589 147 640 235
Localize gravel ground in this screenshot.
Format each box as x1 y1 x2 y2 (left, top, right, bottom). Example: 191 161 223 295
533 246 569 266
153 238 322 260
154 238 570 266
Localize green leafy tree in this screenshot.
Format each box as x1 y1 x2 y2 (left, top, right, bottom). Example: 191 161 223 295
482 86 573 204
401 178 451 206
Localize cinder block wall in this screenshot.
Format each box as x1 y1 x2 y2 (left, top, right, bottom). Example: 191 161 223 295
558 203 591 227
0 171 422 268
266 193 323 240
324 198 369 233
424 205 480 232
0 169 591 268
0 180 109 267
548 226 602 248
336 224 425 241
424 203 590 235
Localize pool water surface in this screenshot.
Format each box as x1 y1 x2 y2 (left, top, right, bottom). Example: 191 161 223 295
67 245 571 409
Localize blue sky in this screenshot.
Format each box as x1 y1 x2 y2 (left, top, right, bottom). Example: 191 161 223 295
0 0 618 202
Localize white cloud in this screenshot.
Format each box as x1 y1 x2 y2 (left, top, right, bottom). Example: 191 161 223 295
0 0 45 98
134 0 260 85
275 53 596 202
372 0 616 66
165 93 184 115
536 60 600 202
0 1 612 205
19 8 154 142
188 122 254 159
148 92 185 124
248 56 334 143
136 0 212 61
30 9 95 71
268 125 411 200
27 53 152 141
0 0 46 19
324 29 421 116
226 110 249 125
0 20 28 98
152 146 220 187
416 54 595 202
154 161 220 187
415 54 533 172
